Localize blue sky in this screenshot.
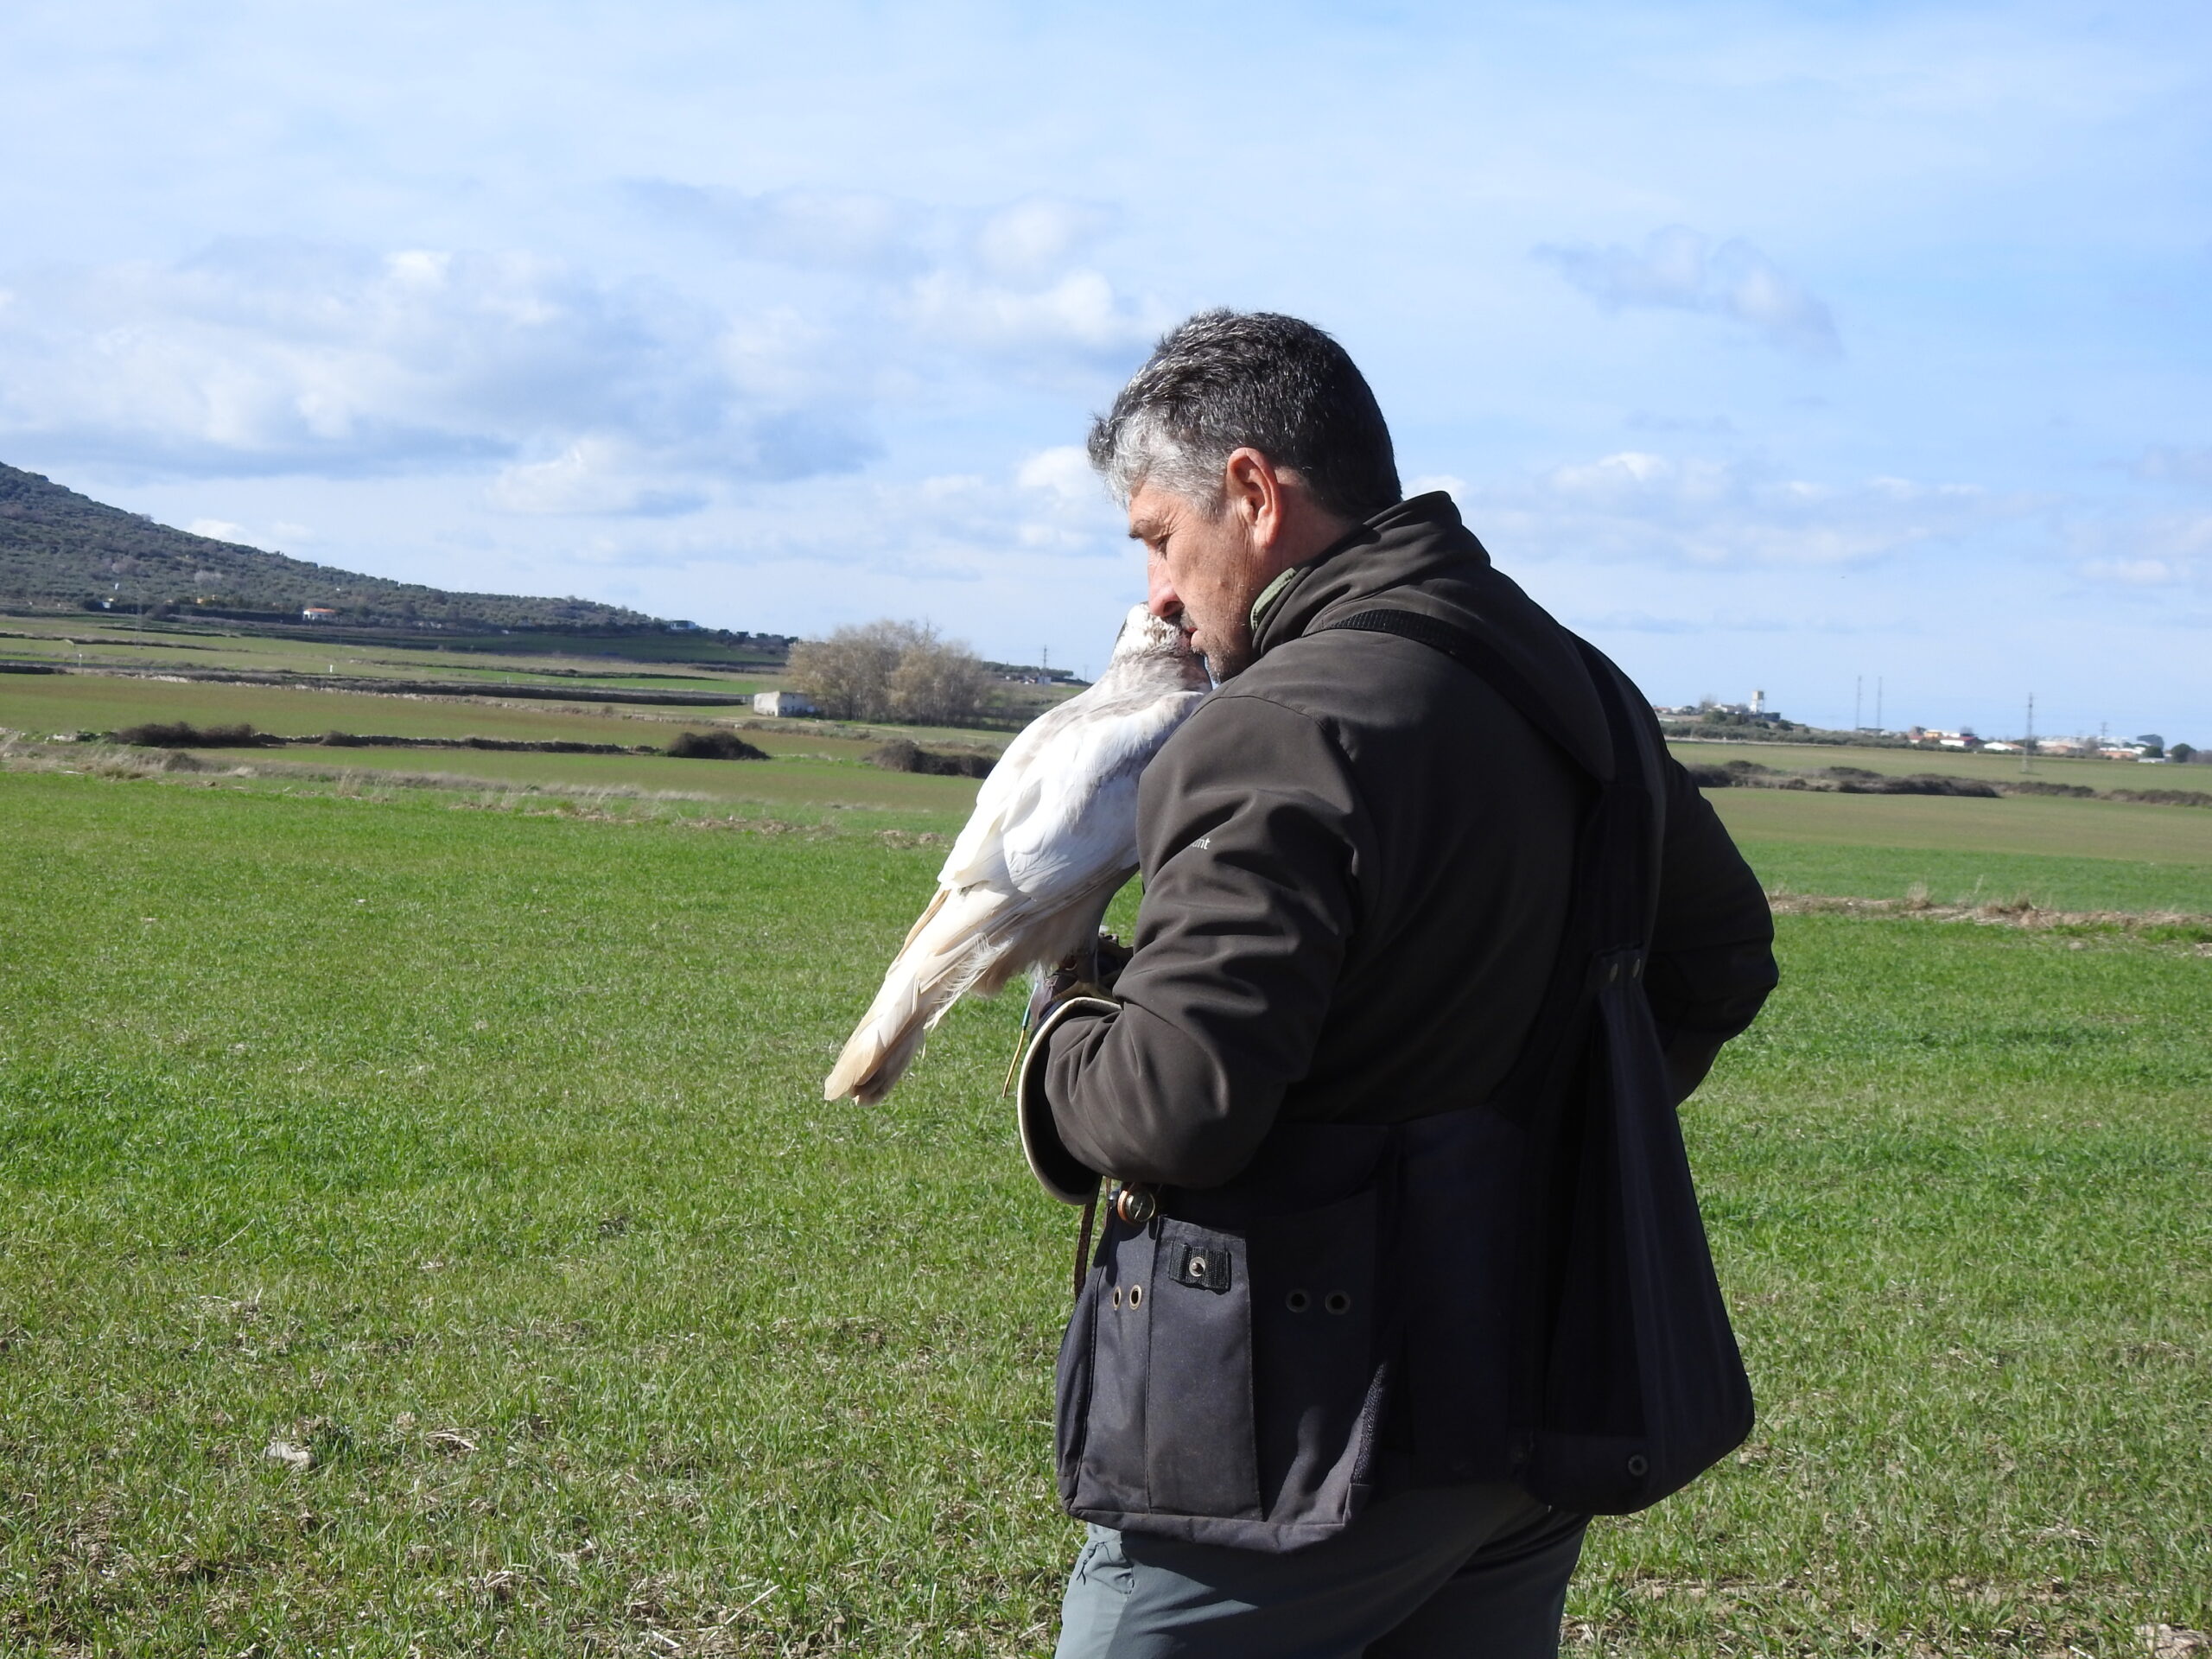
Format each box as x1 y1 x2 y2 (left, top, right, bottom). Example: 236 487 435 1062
2 1 2206 740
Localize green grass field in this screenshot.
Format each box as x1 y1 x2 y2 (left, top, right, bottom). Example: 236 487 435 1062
2 766 2207 1656
1 617 1076 738
1710 792 2212 913
0 655 1049 763
1666 739 2195 792
0 616 785 687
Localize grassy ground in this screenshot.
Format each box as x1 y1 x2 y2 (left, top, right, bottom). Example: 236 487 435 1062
2 767 2207 1656
0 617 784 686
1 734 985 817
1707 790 2212 870
0 674 758 743
1665 740 2196 791
0 658 1046 760
0 617 1077 735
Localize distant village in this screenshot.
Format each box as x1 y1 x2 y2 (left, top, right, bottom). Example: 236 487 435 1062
1652 691 2198 764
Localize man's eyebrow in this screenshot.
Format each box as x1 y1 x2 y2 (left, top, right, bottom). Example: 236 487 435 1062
1128 514 1164 543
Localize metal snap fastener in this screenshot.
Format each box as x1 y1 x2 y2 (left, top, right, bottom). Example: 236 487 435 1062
1325 1291 1352 1315
1626 1453 1649 1478
1113 1185 1157 1226
1286 1289 1311 1313
1127 1284 1142 1309
1187 1255 1208 1279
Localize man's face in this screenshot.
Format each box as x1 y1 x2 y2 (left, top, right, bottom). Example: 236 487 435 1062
1129 481 1272 681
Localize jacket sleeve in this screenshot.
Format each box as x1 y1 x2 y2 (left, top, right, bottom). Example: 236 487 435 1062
1037 692 1369 1189
1644 755 1777 1099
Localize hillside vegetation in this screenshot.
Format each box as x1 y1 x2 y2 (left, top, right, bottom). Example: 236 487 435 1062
0 461 665 633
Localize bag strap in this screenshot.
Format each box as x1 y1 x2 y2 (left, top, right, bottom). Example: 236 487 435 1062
1322 608 1594 777
1319 610 1667 1117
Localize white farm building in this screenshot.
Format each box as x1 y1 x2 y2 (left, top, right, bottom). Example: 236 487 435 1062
753 690 818 716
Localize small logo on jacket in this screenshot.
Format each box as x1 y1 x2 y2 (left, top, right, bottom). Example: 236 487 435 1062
1192 835 1211 850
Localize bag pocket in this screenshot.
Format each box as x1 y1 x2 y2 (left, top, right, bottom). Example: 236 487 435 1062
1055 1185 1387 1543
1248 1186 1384 1525
1141 1218 1262 1519
1058 1213 1261 1522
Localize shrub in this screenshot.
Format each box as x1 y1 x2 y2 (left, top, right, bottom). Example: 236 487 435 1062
666 730 767 760
1836 772 1997 798
868 739 994 779
114 721 272 748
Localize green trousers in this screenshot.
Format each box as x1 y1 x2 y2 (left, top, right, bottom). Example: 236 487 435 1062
1053 1485 1587 1658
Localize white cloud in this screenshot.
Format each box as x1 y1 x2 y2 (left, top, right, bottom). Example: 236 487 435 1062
0 186 1155 493
2134 446 2212 487
976 199 1114 283
1405 474 1466 500
0 239 869 486
2082 556 2192 586
1471 449 2006 569
186 517 245 540
1017 444 1100 505
906 268 1160 359
624 182 927 274
486 439 707 517
2070 512 2211 591
1535 226 1840 354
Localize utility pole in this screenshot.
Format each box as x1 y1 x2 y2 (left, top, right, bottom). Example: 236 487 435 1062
2024 692 2035 775
1854 676 1863 732
1874 677 1884 734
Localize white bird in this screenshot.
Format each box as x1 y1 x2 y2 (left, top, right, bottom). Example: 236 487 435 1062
824 605 1211 1103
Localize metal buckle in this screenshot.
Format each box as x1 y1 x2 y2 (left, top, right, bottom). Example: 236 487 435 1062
1112 1184 1157 1226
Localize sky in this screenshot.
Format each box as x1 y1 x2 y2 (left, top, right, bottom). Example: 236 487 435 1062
1 1 2206 741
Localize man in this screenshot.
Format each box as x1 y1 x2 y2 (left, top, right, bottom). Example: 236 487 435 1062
1019 311 1777 1656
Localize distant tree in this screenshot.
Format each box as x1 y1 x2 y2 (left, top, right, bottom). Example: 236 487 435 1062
787 620 986 724
2170 741 2196 764
787 621 918 721
889 626 988 725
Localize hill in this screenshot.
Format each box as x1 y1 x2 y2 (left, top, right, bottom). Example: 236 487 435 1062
0 461 669 633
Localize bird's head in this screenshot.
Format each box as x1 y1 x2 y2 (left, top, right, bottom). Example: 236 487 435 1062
1109 603 1211 687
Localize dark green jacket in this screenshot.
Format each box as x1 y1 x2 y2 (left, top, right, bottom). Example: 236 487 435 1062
1039 492 1776 1188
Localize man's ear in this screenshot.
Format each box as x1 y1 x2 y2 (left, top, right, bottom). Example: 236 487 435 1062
1222 448 1282 541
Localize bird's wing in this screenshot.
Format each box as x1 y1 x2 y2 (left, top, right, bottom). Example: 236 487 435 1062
991 689 1208 898
932 705 1066 893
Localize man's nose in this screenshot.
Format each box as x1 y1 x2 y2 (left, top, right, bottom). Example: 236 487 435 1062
1146 555 1182 620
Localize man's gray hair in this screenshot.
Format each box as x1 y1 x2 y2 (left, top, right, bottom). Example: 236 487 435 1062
1088 310 1402 522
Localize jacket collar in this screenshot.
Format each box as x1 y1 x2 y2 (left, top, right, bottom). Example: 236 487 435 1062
1244 491 1616 782
1249 492 1482 657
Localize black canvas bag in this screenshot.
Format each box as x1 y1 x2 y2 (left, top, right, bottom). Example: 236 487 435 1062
1054 1117 1402 1549
1047 608 1752 1548
1325 608 1754 1516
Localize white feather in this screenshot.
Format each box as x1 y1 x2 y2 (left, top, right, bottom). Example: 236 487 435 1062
824 606 1210 1103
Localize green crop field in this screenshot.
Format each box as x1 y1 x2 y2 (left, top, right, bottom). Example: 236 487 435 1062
1 615 784 687
224 746 980 815
1665 739 2187 791
0 656 1049 765
1 765 2207 1656
0 673 753 745
1709 792 2212 913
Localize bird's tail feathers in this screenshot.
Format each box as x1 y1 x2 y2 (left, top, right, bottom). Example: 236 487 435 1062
823 886 1008 1104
